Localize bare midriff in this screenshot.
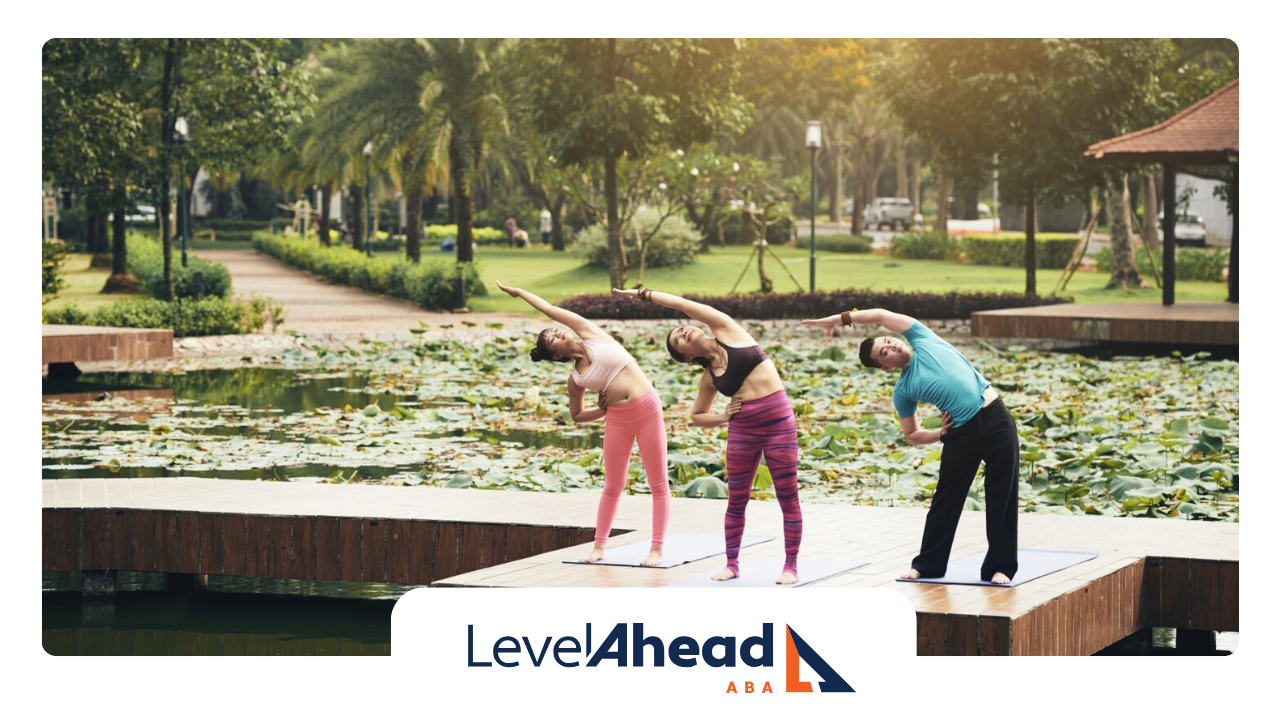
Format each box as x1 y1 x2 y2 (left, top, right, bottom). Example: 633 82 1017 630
726 358 786 403
601 363 655 408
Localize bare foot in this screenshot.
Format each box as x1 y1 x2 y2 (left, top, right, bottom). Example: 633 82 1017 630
900 568 921 580
579 544 605 563
776 571 798 585
989 572 1011 585
639 547 663 567
711 567 738 581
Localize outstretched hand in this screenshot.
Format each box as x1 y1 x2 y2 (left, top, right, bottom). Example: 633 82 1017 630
802 316 841 337
612 288 641 303
495 280 522 298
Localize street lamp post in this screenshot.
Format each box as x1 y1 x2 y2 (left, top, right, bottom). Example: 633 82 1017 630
806 121 822 293
175 116 191 267
363 141 374 258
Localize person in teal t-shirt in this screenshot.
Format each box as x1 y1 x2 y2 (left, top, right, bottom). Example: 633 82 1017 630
803 308 1019 584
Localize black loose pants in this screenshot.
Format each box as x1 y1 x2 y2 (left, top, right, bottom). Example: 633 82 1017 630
910 398 1020 582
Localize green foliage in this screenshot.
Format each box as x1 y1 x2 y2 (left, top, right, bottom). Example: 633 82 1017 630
890 231 958 260
42 240 68 301
425 225 510 245
572 209 702 269
252 232 484 310
961 234 1080 269
42 296 281 337
126 235 232 299
811 234 872 254
1094 246 1228 282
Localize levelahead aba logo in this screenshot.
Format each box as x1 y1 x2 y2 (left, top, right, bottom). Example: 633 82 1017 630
395 587 914 704
465 621 853 693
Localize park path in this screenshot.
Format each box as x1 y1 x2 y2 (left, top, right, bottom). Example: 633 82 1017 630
196 249 523 334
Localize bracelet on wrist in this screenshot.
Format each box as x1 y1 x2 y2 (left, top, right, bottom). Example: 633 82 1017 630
841 311 852 327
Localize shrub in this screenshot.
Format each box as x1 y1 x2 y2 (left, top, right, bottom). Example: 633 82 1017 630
720 211 795 245
572 209 702 269
126 235 232 299
558 289 1070 321
960 233 1079 269
43 239 68 301
42 296 282 337
252 232 484 310
890 231 958 260
812 234 873 254
425 225 509 246
1094 245 1227 282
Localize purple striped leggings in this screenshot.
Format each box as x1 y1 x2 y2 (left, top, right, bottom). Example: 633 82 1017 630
724 389 802 578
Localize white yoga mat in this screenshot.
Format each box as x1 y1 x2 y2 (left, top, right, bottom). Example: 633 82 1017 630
666 557 869 588
562 533 773 569
895 549 1099 587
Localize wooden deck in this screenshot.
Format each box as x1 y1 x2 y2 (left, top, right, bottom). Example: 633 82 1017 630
42 325 174 366
971 302 1238 346
42 477 1238 656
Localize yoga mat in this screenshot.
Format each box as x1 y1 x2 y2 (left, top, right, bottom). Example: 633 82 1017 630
896 549 1099 587
666 558 869 589
562 533 773 569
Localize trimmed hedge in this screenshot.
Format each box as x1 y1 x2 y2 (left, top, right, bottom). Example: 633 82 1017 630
558 289 1070 321
1094 245 1227 282
252 232 485 310
127 235 233 299
960 233 1079 269
43 239 67 300
890 231 959 260
43 296 281 337
812 234 873 254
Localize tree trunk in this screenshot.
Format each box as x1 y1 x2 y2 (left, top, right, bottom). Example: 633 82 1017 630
896 137 907 199
1143 173 1159 250
405 178 423 263
910 157 922 214
319 182 333 247
1106 174 1142 289
450 135 475 265
962 183 979 220
936 174 952 232
833 121 844 225
849 178 865 235
604 152 624 288
159 39 178 303
351 183 365 252
102 187 138 294
1025 193 1037 297
551 192 566 252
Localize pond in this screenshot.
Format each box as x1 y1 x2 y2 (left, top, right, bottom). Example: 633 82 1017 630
41 330 1238 520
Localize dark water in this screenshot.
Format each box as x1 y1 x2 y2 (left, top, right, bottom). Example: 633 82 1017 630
43 591 393 656
43 367 407 414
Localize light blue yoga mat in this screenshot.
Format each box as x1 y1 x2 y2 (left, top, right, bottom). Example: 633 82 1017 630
563 533 773 569
666 558 869 589
896 549 1099 587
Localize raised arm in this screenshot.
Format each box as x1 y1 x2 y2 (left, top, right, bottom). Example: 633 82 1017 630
496 282 607 340
802 308 916 336
689 370 742 429
612 288 740 337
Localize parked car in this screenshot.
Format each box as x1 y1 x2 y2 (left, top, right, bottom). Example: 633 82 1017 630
862 197 915 230
1156 212 1208 246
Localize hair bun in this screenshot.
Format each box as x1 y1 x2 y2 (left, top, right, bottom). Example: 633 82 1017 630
530 347 545 362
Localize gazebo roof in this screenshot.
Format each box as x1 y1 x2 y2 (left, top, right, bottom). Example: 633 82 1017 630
1085 79 1238 165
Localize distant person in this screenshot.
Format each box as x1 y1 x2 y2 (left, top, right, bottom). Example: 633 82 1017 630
440 236 455 252
505 217 530 248
539 208 553 245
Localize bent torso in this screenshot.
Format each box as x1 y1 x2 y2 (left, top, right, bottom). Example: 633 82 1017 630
573 344 654 408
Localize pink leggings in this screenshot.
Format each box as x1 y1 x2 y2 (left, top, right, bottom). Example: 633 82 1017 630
596 389 670 547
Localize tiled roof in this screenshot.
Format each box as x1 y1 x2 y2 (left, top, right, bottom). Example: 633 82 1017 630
1085 80 1238 161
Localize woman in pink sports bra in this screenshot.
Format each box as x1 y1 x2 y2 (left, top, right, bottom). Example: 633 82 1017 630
495 281 670 566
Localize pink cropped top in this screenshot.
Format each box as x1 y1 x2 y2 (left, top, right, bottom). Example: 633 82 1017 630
571 340 636 392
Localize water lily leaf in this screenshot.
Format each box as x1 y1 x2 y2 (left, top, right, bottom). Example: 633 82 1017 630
362 404 381 417
683 475 728 499
445 474 474 488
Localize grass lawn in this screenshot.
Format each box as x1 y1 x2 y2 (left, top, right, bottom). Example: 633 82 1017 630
44 254 146 312
433 246 1230 314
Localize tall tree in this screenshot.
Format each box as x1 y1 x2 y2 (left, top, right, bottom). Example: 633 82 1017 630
525 39 750 289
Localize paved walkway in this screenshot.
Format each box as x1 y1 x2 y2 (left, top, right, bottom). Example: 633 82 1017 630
196 249 523 334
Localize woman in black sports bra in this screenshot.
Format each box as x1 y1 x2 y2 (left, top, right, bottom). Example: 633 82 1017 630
613 287 803 585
